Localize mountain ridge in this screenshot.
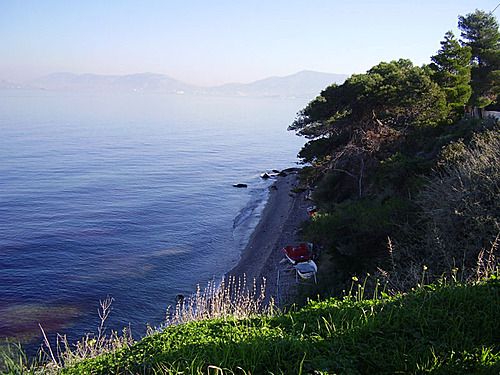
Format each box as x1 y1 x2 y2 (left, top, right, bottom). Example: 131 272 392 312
9 70 348 98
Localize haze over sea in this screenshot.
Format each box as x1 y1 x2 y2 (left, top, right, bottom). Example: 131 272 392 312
0 90 305 344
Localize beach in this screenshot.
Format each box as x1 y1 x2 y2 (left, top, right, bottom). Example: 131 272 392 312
229 170 310 305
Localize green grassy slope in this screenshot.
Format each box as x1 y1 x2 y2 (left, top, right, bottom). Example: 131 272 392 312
64 277 500 374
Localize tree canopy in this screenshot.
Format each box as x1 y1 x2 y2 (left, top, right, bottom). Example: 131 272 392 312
289 59 447 163
458 9 500 107
430 31 472 119
291 9 500 166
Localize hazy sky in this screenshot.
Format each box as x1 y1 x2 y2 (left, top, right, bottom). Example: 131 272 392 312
1 0 499 85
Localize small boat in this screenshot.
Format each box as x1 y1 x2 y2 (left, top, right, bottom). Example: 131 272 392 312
307 206 317 217
294 260 318 281
282 243 313 264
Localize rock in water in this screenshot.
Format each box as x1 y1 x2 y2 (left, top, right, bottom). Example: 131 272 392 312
260 173 270 179
233 183 248 188
282 167 301 173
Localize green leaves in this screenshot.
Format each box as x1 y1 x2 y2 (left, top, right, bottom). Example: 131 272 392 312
458 10 500 66
430 31 472 120
458 10 500 107
290 59 447 157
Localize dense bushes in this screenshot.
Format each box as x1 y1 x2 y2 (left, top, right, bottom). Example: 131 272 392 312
300 119 499 294
416 128 500 271
304 197 411 257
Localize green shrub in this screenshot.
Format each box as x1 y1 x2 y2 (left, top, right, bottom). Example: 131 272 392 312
62 278 500 375
304 197 411 258
375 152 431 194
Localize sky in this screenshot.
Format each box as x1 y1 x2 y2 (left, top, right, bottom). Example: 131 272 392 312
1 0 499 86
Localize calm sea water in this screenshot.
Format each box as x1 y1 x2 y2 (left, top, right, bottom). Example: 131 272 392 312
0 90 305 344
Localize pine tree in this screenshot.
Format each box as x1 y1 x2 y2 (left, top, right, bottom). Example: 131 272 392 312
430 31 472 120
458 10 500 108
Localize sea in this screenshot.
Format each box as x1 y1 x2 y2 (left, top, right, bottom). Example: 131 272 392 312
0 89 306 346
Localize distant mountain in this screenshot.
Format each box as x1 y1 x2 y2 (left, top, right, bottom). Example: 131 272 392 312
206 70 348 98
22 70 348 98
29 72 194 93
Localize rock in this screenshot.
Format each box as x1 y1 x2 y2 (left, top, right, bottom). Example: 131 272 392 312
233 183 248 188
278 171 288 177
272 169 280 173
282 167 301 173
260 172 271 179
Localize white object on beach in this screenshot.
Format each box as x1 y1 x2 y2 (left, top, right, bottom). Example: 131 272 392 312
294 260 318 283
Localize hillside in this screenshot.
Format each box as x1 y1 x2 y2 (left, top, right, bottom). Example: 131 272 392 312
59 277 500 374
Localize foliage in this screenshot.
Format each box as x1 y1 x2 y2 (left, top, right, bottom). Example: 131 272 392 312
288 9 499 297
290 60 448 201
430 31 472 120
0 343 42 375
311 169 358 204
303 197 411 258
458 9 500 108
4 8 499 375
416 127 500 270
458 10 500 66
290 59 447 140
374 152 430 194
297 137 335 164
58 277 500 374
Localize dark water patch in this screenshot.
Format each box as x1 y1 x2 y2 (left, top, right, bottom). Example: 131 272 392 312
0 303 82 342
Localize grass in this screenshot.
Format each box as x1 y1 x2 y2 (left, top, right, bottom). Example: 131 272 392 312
1 276 273 375
56 276 500 374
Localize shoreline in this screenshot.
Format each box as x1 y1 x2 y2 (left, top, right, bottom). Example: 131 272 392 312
228 170 310 305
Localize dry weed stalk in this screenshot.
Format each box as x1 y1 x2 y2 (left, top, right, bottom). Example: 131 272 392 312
376 230 500 296
39 296 133 371
417 129 500 272
164 275 274 327
474 233 499 281
35 277 273 371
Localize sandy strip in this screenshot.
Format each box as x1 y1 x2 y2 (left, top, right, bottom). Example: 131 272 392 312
228 171 310 306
